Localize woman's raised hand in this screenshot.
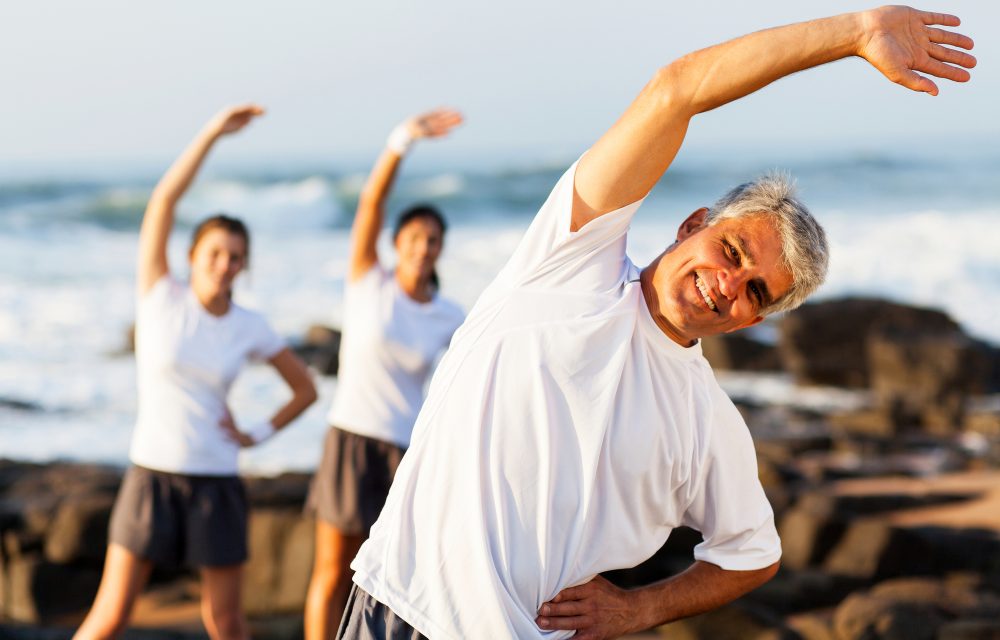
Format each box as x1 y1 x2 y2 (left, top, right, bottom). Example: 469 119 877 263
207 103 266 137
405 108 464 140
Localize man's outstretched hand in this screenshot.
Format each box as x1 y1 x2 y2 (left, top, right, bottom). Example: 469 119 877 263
859 6 975 95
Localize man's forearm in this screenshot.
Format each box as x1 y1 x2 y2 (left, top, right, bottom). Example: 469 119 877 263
628 560 779 631
668 12 863 118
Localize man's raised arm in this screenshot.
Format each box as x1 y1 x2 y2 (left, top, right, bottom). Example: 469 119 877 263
571 6 975 231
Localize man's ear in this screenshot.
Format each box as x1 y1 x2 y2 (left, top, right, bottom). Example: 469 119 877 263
726 315 765 333
677 208 709 241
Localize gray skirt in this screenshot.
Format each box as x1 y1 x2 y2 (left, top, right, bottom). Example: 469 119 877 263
108 465 248 568
306 426 406 536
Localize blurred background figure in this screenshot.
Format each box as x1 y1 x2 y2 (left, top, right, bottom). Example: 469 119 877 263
303 109 465 639
73 105 317 640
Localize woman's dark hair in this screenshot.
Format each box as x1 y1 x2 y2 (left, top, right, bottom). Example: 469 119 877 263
392 204 447 291
189 214 251 267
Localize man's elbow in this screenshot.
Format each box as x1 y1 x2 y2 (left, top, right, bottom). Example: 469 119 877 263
756 560 780 586
647 60 696 118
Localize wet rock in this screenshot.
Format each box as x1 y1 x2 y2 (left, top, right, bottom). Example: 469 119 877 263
44 493 115 564
291 325 341 376
833 592 944 640
785 610 836 640
1 552 101 623
779 298 959 389
779 298 994 435
656 601 795 639
244 508 315 615
868 328 983 434
244 472 312 508
831 578 1000 640
777 503 845 571
750 569 860 614
938 619 1000 640
822 519 894 580
701 334 781 371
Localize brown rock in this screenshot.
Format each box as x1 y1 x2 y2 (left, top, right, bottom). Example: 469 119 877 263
822 520 893 579
656 602 793 640
244 508 315 615
832 592 944 640
938 619 1000 640
292 325 341 376
1 552 101 623
867 328 982 434
701 334 781 371
779 298 959 389
44 493 114 564
786 610 836 640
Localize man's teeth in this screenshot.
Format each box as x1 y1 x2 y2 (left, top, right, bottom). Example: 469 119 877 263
695 274 717 311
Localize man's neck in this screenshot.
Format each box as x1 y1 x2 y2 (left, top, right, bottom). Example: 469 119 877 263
639 261 698 348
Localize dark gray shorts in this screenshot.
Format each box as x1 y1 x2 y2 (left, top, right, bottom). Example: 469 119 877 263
337 584 426 640
306 426 406 536
108 465 248 568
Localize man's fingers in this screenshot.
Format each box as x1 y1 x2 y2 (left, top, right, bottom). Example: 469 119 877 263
925 27 974 50
893 68 938 95
928 43 977 69
920 11 960 28
919 57 972 83
536 614 588 631
540 599 589 617
549 583 589 603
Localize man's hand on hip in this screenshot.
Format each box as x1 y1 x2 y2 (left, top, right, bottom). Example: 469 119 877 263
536 575 639 639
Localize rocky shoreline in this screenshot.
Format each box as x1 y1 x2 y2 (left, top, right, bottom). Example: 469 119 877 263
2 297 999 639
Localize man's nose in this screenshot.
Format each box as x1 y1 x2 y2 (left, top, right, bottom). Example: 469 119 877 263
718 269 748 300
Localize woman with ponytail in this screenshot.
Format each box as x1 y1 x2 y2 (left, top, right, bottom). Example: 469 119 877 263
304 109 465 638
75 105 317 640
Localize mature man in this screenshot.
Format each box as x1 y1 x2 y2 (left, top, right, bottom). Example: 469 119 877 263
341 6 975 639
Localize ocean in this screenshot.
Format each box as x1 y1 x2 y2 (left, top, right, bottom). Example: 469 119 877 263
2 147 998 474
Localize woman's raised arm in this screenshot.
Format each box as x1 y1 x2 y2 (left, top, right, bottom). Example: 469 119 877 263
348 108 463 282
137 104 265 294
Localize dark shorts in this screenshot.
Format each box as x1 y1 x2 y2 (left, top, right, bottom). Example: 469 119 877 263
306 426 406 536
337 584 426 640
108 465 248 568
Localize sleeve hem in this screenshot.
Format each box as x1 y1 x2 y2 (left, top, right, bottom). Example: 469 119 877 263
693 547 782 572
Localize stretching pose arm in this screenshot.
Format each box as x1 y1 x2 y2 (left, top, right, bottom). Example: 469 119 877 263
219 348 318 447
348 108 463 282
570 5 975 232
538 562 778 639
537 6 974 638
137 104 265 294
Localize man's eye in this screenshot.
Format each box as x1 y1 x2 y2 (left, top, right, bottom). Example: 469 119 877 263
727 243 740 263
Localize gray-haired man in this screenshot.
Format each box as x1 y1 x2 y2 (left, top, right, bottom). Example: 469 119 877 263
340 6 975 639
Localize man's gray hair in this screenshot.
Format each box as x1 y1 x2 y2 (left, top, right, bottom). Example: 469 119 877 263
705 173 828 314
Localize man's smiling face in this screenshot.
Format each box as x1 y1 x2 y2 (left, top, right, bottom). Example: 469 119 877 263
641 208 794 346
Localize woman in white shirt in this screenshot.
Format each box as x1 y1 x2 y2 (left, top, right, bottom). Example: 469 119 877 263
304 109 465 639
75 105 317 640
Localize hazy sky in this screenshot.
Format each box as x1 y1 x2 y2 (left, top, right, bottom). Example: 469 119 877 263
1 0 995 172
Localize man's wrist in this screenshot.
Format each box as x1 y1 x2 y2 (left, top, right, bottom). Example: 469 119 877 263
849 9 877 58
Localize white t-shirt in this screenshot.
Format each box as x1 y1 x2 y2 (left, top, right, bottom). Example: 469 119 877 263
129 276 285 476
327 265 464 448
352 160 781 639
